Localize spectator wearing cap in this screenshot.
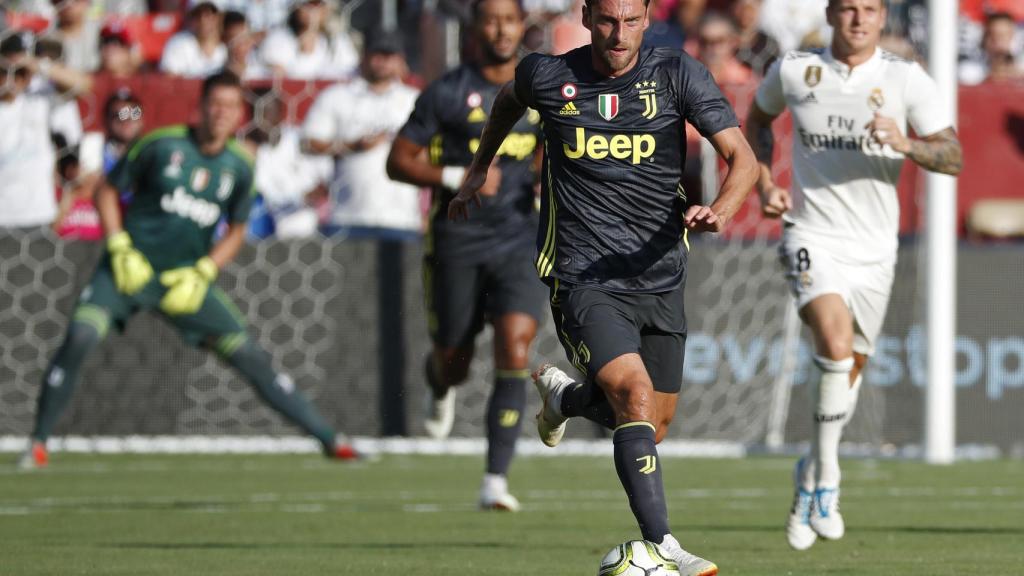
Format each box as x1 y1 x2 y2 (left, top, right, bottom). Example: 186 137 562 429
259 0 358 80
97 21 141 77
222 10 269 80
732 0 779 76
159 0 227 77
302 31 421 237
0 35 62 228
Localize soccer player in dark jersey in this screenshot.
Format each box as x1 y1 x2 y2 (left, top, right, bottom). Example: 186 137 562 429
450 0 758 571
18 72 359 469
386 0 546 511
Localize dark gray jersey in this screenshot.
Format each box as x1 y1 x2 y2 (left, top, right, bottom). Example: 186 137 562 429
515 46 738 292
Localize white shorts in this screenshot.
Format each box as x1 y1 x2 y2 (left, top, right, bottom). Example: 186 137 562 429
779 229 896 355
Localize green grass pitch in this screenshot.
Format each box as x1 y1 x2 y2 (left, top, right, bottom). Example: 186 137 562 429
1 454 1021 575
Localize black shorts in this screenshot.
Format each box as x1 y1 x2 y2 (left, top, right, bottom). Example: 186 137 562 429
423 245 547 348
548 279 687 394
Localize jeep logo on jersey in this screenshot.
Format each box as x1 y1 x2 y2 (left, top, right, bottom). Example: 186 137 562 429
161 186 222 227
563 127 655 164
597 94 619 121
190 167 210 192
804 66 822 87
216 171 234 200
868 88 885 111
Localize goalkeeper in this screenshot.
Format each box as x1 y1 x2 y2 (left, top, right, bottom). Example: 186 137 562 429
19 72 359 468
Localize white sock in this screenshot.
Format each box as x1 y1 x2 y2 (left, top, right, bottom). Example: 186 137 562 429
843 374 863 427
813 355 853 489
481 473 508 495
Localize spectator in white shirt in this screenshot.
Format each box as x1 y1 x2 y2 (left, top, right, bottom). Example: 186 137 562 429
222 10 269 80
0 35 62 229
247 92 332 238
43 0 102 73
960 12 1024 85
259 0 358 81
159 0 227 78
302 31 421 238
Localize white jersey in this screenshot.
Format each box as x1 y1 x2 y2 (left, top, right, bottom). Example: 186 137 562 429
303 77 421 232
755 47 953 262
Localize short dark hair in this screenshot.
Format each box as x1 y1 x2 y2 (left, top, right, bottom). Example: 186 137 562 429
583 0 651 7
985 11 1016 27
222 10 247 32
201 70 242 100
471 0 525 21
0 33 27 57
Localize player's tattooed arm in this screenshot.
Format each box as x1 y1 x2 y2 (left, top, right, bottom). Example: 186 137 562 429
903 128 963 176
744 103 791 218
867 115 963 176
449 81 526 220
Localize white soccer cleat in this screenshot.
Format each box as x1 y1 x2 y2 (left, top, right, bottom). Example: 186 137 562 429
786 457 817 550
531 364 571 447
657 535 718 576
423 386 455 440
479 489 521 512
809 487 845 540
478 474 521 512
787 488 817 550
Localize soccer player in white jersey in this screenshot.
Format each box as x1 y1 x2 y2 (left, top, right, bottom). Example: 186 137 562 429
745 0 963 551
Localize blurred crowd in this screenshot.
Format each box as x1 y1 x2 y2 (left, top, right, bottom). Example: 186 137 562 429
1 0 1022 240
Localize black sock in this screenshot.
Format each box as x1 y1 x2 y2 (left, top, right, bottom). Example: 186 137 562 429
485 371 527 475
613 423 670 543
32 318 105 441
223 337 336 451
560 380 616 429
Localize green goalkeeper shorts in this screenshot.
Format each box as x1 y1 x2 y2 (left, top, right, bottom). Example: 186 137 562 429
72 262 248 350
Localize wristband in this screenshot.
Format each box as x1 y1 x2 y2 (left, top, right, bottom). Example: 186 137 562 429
441 166 467 191
195 256 218 281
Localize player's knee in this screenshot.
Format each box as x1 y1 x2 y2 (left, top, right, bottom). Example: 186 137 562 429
816 334 854 361
212 332 252 361
495 331 532 369
604 378 656 422
436 347 473 384
65 309 109 355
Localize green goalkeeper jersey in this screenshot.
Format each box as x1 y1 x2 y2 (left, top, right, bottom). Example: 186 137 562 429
107 124 255 271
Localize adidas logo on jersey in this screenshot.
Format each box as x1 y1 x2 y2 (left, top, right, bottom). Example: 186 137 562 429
559 102 581 116
800 92 818 105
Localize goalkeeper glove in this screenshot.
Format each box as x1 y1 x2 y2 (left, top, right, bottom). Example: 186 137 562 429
107 231 153 295
159 257 218 316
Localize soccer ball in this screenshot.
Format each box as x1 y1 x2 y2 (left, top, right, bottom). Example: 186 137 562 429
597 540 680 576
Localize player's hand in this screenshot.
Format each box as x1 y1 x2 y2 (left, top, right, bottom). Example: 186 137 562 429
760 184 792 218
683 205 724 233
866 113 910 153
158 257 218 316
107 231 153 295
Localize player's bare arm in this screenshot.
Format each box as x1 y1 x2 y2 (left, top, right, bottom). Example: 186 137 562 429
207 222 247 269
94 178 124 236
386 137 503 198
448 81 525 221
304 133 391 158
866 114 963 176
745 101 792 218
684 126 759 233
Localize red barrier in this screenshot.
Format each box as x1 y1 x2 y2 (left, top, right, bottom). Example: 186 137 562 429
81 75 1024 237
